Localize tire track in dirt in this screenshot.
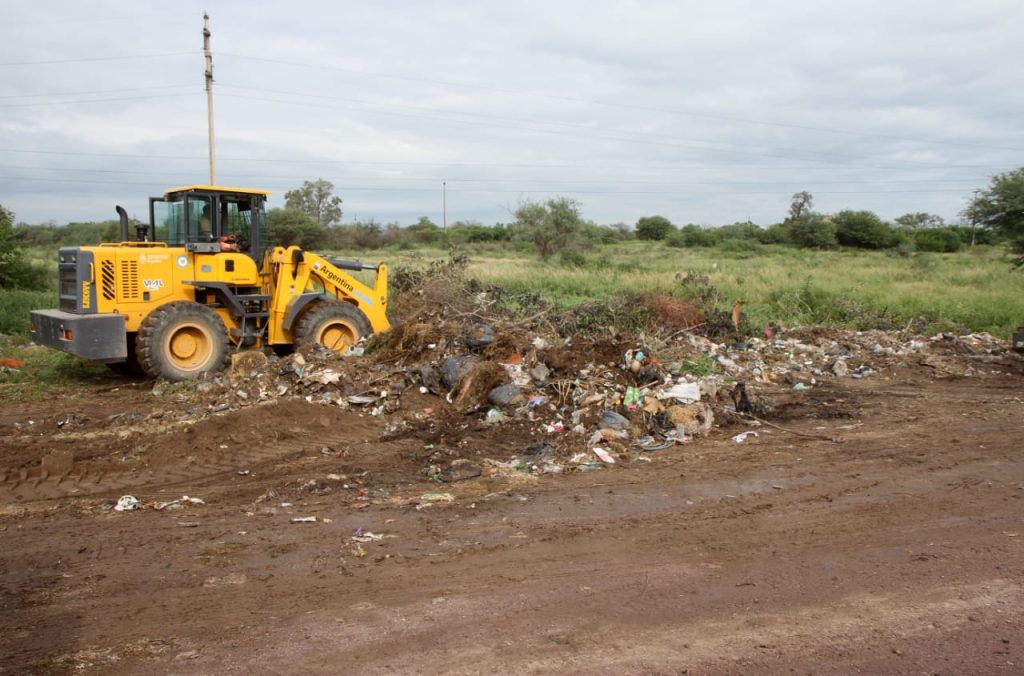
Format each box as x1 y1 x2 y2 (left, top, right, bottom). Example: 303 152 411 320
0 433 320 503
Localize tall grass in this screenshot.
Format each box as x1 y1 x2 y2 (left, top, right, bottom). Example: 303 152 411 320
0 290 57 335
6 242 1022 342
455 244 1024 336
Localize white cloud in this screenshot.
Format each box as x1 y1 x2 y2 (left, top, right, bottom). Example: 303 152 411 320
0 0 1021 227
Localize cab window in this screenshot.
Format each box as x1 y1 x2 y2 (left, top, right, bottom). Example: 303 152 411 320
152 198 184 245
188 196 215 242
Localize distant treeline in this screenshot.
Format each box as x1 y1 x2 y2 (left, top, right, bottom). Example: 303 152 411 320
11 208 998 255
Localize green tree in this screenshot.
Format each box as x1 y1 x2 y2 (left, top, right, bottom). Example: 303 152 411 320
964 168 1024 264
513 197 584 260
760 222 792 245
714 221 763 242
914 228 962 253
788 213 837 249
405 216 442 245
635 215 675 241
0 204 47 290
284 179 343 227
266 207 326 249
833 210 894 249
894 212 945 229
666 224 715 248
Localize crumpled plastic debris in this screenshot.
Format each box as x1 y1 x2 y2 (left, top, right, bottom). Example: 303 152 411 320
732 431 759 443
657 382 701 403
152 495 206 511
114 495 140 512
351 530 385 543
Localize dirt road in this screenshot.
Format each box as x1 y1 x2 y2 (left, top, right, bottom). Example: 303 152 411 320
2 366 1022 674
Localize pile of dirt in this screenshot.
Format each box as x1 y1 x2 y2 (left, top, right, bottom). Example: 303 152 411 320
112 277 1019 481
2 273 1019 494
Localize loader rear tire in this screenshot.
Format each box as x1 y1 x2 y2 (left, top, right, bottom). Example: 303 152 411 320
137 302 230 381
294 301 372 354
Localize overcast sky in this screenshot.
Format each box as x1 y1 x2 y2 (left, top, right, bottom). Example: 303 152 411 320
1 1 1021 228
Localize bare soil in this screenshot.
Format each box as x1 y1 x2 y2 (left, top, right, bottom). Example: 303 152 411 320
2 360 1023 674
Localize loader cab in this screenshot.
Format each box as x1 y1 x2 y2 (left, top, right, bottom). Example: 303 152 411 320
148 185 270 260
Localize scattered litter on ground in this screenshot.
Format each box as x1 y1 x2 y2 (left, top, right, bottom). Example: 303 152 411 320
114 495 140 512
48 269 1017 502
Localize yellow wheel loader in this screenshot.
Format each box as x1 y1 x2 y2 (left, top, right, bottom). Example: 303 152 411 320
30 185 390 381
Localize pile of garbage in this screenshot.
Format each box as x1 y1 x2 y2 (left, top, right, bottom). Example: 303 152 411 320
151 300 1016 477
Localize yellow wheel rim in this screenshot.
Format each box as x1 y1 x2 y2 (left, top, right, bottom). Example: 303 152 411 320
317 320 358 353
164 323 213 371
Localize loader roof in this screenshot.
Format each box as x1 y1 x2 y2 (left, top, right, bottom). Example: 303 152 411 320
164 185 272 197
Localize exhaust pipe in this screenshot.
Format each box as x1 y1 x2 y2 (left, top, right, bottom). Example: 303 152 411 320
116 205 129 241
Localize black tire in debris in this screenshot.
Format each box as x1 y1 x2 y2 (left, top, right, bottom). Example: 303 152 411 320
136 301 230 381
294 300 372 353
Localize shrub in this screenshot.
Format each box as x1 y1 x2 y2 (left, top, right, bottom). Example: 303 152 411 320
788 214 837 249
512 197 585 260
759 222 791 245
635 215 675 241
405 217 443 245
1 205 49 291
946 225 1000 246
914 228 962 253
715 239 765 256
581 222 627 245
447 221 512 244
0 289 55 333
558 249 587 268
666 224 715 248
713 221 763 242
267 207 326 249
833 210 894 249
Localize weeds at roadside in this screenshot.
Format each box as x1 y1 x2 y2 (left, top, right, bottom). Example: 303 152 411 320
0 335 113 400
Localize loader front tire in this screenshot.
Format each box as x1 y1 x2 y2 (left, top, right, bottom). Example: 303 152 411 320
137 302 230 381
294 301 372 354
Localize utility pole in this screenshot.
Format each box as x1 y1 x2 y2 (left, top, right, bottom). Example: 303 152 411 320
203 13 216 185
970 190 979 247
442 181 447 232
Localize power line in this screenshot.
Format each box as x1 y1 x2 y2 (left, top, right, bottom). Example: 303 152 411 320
0 174 976 196
216 84 850 163
0 93 194 109
219 51 1024 153
0 147 1014 173
0 51 194 67
0 164 989 186
216 90 1009 169
217 91 843 164
0 84 195 100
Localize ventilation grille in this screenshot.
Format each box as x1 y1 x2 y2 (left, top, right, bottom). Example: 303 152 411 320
119 260 140 301
101 260 116 301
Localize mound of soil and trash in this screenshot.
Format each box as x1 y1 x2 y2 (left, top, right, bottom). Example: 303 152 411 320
2 267 1023 674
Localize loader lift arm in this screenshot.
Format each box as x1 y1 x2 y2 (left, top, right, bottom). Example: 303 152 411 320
266 246 390 347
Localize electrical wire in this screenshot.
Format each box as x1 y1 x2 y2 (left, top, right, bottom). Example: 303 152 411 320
219 51 1024 153
0 163 990 186
0 174 976 196
0 147 1014 174
0 84 196 100
0 51 194 67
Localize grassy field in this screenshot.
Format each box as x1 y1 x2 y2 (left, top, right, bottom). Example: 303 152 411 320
329 242 1024 338
3 241 1023 342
